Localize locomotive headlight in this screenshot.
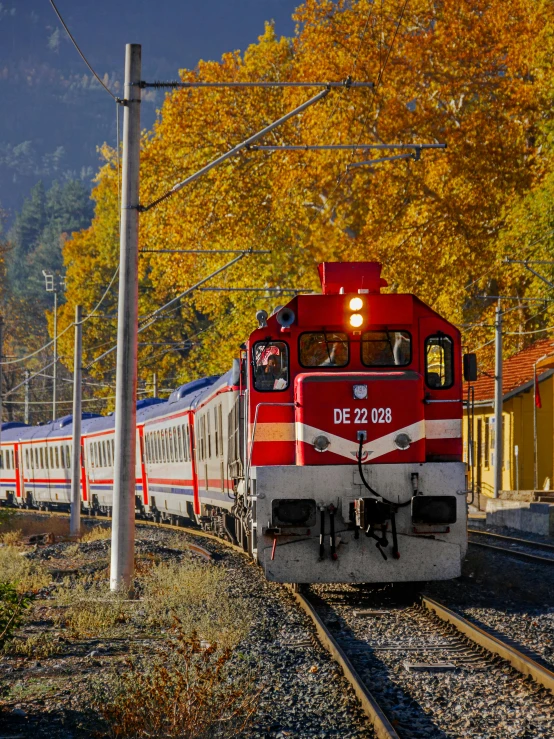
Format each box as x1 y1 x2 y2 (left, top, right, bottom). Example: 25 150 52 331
394 432 411 450
349 297 363 311
349 313 363 328
313 434 330 452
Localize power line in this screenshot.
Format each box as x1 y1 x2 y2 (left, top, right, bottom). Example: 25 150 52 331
376 0 409 88
139 88 332 212
48 0 119 102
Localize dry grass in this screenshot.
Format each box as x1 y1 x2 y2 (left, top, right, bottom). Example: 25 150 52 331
0 547 51 594
54 577 128 637
6 630 63 658
0 530 24 546
81 524 111 542
90 618 261 739
142 560 251 648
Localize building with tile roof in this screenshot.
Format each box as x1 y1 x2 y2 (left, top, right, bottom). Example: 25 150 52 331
465 338 554 499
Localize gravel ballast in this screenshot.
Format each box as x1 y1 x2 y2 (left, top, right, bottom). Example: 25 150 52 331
310 582 554 738
0 515 373 739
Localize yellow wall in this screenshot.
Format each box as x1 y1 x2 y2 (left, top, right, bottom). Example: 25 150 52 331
463 376 553 495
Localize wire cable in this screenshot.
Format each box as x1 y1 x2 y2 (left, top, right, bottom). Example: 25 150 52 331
503 324 554 336
48 0 119 102
375 0 409 88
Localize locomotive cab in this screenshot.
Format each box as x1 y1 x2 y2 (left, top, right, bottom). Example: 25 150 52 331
244 262 467 583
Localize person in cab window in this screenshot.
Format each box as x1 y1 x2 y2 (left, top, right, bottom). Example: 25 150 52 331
256 355 287 390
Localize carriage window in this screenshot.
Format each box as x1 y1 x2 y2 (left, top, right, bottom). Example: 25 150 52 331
299 332 349 368
214 408 219 457
54 446 59 468
425 334 454 389
361 331 411 366
253 341 289 391
184 424 190 462
169 428 175 463
218 405 224 458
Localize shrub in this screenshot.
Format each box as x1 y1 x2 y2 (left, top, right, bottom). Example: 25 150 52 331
54 577 128 637
0 582 30 650
0 547 50 593
142 560 251 648
90 617 260 739
81 525 111 543
5 630 62 658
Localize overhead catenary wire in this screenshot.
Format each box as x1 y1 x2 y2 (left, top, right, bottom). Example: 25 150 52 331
139 87 332 212
375 0 410 88
48 0 119 102
0 266 119 367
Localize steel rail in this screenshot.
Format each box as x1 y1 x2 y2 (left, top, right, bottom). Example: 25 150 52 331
468 527 554 553
422 596 554 694
467 533 554 565
291 591 401 739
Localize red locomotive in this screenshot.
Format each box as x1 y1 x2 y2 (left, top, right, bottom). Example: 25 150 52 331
0 261 469 584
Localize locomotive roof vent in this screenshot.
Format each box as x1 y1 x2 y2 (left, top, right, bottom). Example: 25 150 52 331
317 262 387 295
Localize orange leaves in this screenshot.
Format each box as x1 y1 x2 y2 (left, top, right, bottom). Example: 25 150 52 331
59 0 554 393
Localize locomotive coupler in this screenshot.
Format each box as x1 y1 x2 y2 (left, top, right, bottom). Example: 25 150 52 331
328 503 337 560
319 505 325 560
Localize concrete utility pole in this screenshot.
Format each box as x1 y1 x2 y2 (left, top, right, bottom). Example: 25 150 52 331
152 372 158 398
110 44 141 592
24 370 30 425
493 300 503 499
0 316 3 456
70 305 82 538
53 291 58 421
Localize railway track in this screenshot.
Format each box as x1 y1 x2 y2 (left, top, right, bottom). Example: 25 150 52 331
468 527 554 565
293 585 554 739
9 510 554 738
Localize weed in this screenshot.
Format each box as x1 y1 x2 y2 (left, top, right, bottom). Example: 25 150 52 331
90 617 261 739
6 630 62 658
0 582 31 649
0 547 50 593
142 560 251 648
0 529 23 546
81 525 110 543
64 543 82 558
54 577 128 637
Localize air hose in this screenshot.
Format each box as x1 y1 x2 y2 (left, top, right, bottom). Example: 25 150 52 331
357 438 412 508
357 437 411 560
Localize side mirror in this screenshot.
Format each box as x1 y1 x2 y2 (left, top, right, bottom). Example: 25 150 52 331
463 353 478 382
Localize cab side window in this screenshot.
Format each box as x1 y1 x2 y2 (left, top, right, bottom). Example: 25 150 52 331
253 341 289 391
425 334 454 389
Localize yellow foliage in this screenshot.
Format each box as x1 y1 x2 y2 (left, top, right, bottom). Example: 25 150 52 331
58 1 554 393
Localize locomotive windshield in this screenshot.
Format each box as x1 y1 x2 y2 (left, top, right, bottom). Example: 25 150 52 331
253 341 289 391
361 330 411 366
299 332 349 368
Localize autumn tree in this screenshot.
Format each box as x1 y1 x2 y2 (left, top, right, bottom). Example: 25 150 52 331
58 0 554 397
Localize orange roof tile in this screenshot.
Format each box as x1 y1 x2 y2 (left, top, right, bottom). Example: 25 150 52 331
471 337 554 403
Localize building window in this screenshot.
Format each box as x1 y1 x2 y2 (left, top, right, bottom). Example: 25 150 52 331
485 417 491 468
